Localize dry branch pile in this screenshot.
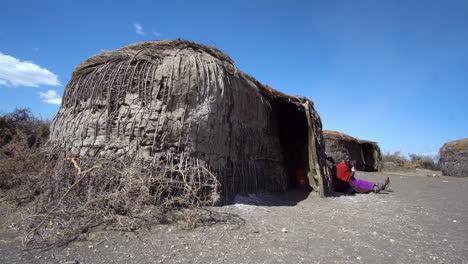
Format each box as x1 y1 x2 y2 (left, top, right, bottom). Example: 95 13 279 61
0 135 224 248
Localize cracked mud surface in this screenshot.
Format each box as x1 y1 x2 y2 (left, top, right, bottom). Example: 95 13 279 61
1 171 467 264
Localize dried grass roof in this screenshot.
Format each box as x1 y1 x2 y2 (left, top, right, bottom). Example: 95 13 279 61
323 130 378 145
72 39 304 106
441 138 468 152
74 40 233 77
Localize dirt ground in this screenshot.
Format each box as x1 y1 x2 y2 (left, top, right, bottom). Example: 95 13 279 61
1 170 467 264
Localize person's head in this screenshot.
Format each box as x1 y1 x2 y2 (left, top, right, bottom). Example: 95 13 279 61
344 155 353 167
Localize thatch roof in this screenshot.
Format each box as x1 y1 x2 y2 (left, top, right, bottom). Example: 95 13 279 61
69 40 304 106
439 138 468 177
73 40 233 76
323 130 377 145
49 39 331 198
323 130 382 172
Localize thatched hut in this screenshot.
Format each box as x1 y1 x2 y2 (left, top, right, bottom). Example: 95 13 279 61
439 138 468 177
49 40 332 198
323 130 382 171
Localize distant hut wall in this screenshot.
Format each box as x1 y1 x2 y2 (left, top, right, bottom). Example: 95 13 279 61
324 139 362 168
439 140 468 177
324 137 381 172
360 143 382 171
49 49 288 197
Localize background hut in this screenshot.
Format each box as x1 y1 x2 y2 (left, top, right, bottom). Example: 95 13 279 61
439 138 468 177
323 130 382 171
49 40 332 198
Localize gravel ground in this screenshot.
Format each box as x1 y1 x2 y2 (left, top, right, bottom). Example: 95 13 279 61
0 171 467 264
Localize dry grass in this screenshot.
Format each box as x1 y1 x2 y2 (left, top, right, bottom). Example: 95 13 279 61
441 138 468 153
382 151 438 171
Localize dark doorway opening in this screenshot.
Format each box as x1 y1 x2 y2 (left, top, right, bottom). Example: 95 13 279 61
272 102 310 189
361 143 376 171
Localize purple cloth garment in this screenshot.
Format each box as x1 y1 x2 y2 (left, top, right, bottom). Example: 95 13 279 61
349 179 376 193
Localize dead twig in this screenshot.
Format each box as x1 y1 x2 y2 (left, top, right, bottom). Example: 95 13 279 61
22 158 101 247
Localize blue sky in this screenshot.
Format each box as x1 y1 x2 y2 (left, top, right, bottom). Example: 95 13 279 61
1 0 467 157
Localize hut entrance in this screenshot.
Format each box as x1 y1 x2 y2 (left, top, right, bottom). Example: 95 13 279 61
273 102 310 190
361 143 376 171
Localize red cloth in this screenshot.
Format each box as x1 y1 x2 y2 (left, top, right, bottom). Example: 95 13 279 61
336 161 352 182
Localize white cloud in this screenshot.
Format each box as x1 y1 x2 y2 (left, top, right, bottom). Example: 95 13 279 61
39 90 61 105
152 30 162 37
134 23 145 36
0 52 60 88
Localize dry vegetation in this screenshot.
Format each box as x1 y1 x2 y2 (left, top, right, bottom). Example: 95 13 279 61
382 151 438 171
0 109 239 249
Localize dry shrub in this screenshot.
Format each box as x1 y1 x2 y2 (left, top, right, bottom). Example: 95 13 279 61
382 151 439 171
382 151 407 167
0 134 229 249
0 131 46 192
409 154 439 170
0 108 49 149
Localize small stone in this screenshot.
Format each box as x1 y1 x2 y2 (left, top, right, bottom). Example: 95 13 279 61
453 220 457 223
390 239 395 243
281 228 287 233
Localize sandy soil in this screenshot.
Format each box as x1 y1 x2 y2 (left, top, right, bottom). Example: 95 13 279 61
0 171 467 264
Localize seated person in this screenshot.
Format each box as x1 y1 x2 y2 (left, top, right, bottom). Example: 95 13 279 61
327 157 351 192
335 155 389 193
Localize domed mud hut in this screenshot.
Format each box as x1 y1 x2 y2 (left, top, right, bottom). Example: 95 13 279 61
323 130 382 171
49 40 332 199
439 138 468 177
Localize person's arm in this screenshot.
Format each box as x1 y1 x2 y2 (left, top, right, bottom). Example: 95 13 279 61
350 161 356 181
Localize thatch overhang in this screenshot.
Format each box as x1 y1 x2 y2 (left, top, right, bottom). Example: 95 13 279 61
49 40 331 198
